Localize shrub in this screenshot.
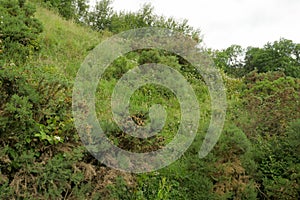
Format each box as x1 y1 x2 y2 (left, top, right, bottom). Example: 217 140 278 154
239 71 300 137
207 124 258 199
0 0 43 66
251 120 300 199
0 65 73 146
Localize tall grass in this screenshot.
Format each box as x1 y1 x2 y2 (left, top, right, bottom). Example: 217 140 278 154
30 5 106 78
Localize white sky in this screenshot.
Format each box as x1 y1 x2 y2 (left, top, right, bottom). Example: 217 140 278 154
89 0 300 50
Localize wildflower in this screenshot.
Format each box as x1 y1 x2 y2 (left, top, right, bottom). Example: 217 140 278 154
54 136 61 141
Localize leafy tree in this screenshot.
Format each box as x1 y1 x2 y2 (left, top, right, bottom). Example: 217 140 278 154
86 1 201 43
213 38 300 78
0 0 43 65
87 0 113 31
42 0 89 21
213 45 246 77
155 15 201 43
245 38 300 78
74 0 89 23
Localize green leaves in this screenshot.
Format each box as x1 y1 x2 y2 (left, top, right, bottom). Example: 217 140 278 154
245 39 300 78
213 38 300 78
86 1 201 43
0 64 73 148
0 0 43 65
241 71 300 137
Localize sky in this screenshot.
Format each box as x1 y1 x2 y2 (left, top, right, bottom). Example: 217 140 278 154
89 0 300 50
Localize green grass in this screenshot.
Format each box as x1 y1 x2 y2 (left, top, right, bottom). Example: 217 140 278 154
22 3 254 199
26 3 212 157
30 5 106 78
1 2 299 199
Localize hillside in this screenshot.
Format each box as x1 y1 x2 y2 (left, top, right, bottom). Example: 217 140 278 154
32 5 104 78
0 1 299 199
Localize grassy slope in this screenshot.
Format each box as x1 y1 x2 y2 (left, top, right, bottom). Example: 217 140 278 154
31 4 212 141
25 6 217 199
31 5 106 78
32 2 215 154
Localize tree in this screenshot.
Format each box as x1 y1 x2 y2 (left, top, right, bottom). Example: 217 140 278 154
42 0 89 21
213 45 246 77
245 38 300 78
86 1 201 44
87 0 113 31
213 39 300 78
74 0 89 23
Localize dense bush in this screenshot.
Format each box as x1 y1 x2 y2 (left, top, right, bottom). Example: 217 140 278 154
0 65 98 199
251 120 300 199
0 0 43 66
0 64 75 150
239 71 300 137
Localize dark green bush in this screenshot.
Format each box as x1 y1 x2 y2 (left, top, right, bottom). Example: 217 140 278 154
138 50 161 65
103 56 136 80
251 120 300 199
0 65 73 146
239 71 300 137
0 145 89 199
0 0 43 66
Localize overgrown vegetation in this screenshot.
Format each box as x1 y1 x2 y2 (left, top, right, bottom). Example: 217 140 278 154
0 0 43 66
0 0 299 199
213 38 300 78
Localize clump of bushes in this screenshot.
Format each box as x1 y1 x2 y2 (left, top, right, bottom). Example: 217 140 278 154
239 71 300 137
0 0 43 66
0 65 73 146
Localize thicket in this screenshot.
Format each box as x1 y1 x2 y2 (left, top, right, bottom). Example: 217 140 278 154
237 72 300 199
0 0 43 66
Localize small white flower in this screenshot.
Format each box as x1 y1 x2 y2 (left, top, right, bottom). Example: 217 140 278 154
54 136 61 141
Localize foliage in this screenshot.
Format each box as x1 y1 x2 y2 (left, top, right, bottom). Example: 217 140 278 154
205 124 258 199
245 38 300 78
0 64 74 147
213 45 246 77
0 2 299 199
87 1 201 43
213 38 300 78
239 71 300 137
87 0 114 31
0 0 43 66
251 120 300 199
230 71 300 199
41 0 89 21
0 145 93 199
103 56 137 80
